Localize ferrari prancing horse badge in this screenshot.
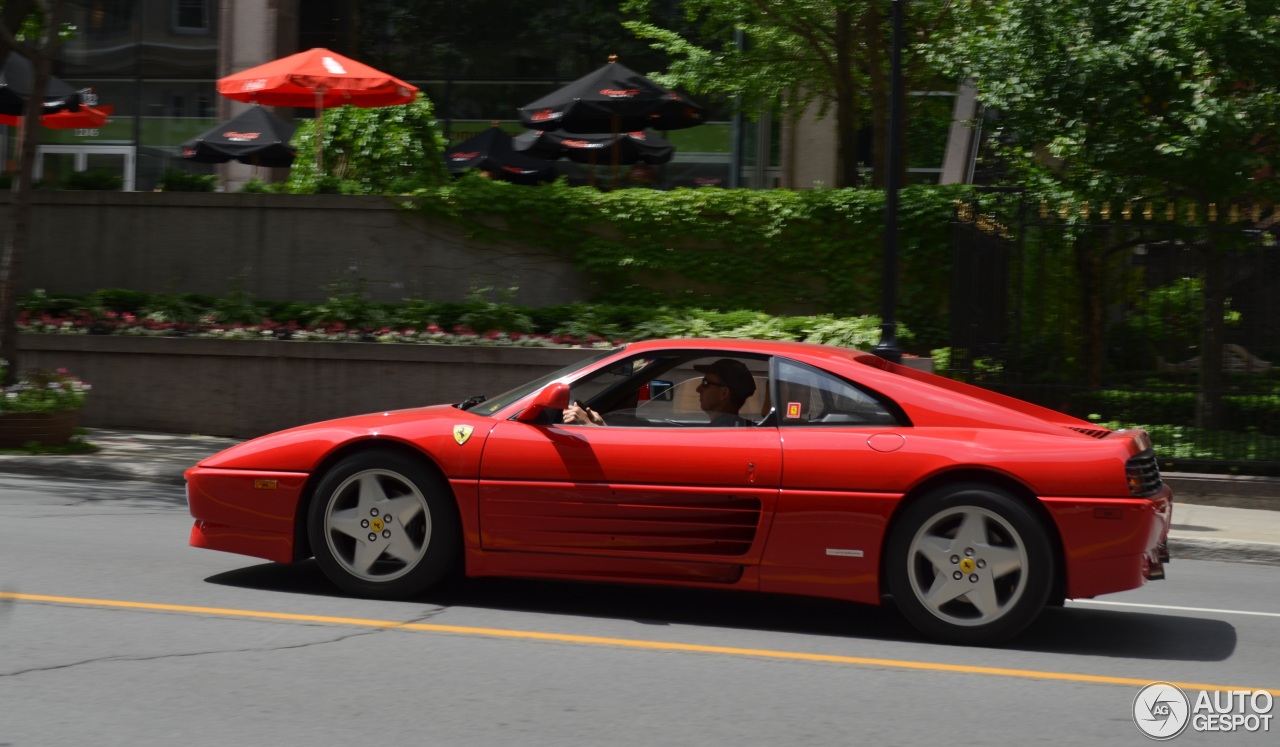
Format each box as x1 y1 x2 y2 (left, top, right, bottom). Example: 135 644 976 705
453 425 474 445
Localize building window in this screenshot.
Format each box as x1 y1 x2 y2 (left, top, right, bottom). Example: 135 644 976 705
172 0 209 34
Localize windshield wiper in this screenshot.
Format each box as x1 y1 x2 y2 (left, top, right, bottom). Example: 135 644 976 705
456 394 487 411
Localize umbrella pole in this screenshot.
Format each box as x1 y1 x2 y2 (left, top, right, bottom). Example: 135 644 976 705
611 115 621 190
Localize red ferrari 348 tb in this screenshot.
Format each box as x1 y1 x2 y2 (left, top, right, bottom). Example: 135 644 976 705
186 339 1172 644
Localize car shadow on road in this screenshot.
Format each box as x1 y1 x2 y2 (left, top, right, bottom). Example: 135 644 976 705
206 561 1234 661
1012 605 1235 661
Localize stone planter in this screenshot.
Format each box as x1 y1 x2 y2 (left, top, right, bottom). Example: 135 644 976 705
19 334 602 439
0 410 80 448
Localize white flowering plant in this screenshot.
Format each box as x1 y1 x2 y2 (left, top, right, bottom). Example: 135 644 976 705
0 362 91 413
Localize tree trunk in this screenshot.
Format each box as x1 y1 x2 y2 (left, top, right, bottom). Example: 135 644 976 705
861 4 887 189
0 0 68 385
832 9 862 188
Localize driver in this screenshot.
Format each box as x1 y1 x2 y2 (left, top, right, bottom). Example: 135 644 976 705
563 358 757 427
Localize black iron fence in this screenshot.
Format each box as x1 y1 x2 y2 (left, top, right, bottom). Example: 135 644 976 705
951 190 1280 474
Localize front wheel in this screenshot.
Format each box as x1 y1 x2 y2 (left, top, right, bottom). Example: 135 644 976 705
307 451 459 598
885 484 1054 645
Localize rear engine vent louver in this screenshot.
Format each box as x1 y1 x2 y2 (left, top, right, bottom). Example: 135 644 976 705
1126 449 1163 497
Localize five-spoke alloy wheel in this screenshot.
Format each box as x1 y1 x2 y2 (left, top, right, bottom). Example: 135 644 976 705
308 451 459 598
886 484 1054 644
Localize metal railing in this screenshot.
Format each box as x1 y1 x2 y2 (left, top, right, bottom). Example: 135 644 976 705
951 191 1280 473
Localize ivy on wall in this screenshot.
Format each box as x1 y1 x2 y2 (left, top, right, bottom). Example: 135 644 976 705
409 178 972 350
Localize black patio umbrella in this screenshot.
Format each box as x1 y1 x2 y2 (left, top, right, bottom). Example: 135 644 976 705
0 51 83 117
513 128 675 166
179 105 298 167
443 123 556 185
517 55 705 134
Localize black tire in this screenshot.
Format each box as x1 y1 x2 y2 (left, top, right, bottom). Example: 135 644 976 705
307 451 460 598
885 483 1053 645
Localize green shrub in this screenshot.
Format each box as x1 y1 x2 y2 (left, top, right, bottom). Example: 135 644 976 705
159 170 218 192
63 169 123 191
289 94 449 194
412 180 963 351
86 288 155 314
237 177 284 194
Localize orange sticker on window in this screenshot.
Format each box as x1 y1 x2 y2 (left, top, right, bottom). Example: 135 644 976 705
786 402 802 418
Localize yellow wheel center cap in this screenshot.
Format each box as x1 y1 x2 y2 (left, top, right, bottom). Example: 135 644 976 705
371 518 385 532
959 557 976 573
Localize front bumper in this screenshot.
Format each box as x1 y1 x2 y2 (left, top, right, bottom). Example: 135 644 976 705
186 466 309 563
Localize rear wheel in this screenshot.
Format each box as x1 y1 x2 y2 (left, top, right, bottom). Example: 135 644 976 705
886 484 1053 644
307 452 459 598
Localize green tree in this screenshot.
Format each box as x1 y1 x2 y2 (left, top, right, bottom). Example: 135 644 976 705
940 0 1280 427
0 0 68 384
288 94 450 194
940 0 1280 202
621 0 962 188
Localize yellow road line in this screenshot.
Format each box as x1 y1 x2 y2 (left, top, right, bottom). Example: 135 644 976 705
4 591 1277 695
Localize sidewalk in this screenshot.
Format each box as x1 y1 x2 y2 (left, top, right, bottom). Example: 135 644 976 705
0 428 1277 567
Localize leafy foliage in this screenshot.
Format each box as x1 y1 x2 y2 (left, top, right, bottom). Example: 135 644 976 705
412 177 964 350
17 287 909 351
1107 276 1243 371
939 0 1280 204
62 169 124 191
621 0 964 186
288 94 450 194
158 170 218 192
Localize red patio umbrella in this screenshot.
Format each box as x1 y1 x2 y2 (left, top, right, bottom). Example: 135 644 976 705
1 105 113 174
217 48 418 170
0 104 112 129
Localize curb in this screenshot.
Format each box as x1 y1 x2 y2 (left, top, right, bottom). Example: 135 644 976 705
1163 472 1280 512
0 456 188 486
1168 537 1280 566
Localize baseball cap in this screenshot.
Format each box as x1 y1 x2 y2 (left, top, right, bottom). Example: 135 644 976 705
694 358 757 401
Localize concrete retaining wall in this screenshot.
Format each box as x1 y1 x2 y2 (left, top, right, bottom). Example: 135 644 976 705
2 191 591 307
20 334 601 438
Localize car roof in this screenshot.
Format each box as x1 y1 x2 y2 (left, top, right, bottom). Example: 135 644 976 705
617 338 1094 433
623 337 869 363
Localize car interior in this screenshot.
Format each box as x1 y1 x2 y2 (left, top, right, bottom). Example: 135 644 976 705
559 351 904 428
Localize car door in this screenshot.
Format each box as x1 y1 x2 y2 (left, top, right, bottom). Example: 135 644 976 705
758 357 911 603
476 353 782 570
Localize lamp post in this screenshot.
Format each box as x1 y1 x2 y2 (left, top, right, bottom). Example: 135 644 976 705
872 0 904 363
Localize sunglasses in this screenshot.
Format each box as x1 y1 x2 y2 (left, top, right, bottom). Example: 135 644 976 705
700 377 727 388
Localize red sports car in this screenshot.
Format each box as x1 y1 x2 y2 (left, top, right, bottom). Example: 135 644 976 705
186 339 1172 644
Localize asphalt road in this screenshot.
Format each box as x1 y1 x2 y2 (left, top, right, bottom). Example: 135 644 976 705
1 474 1277 747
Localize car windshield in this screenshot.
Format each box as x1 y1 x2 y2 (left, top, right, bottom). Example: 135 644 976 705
463 347 623 417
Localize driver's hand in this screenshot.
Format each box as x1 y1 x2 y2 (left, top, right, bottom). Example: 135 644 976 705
563 402 605 426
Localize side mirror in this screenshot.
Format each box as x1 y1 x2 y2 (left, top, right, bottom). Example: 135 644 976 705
516 381 571 423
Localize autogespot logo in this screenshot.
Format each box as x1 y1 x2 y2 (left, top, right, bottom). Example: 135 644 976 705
1134 682 1190 740
1134 683 1275 740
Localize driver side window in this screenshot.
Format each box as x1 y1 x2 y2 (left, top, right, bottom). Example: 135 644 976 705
566 353 770 427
